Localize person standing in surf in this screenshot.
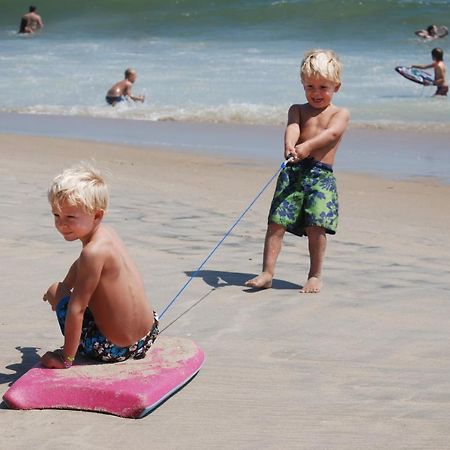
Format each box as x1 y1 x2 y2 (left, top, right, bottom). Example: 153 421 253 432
411 48 448 96
246 49 349 293
19 5 44 34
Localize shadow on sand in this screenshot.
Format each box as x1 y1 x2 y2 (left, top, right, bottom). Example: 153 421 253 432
185 269 300 291
159 270 299 333
0 346 42 409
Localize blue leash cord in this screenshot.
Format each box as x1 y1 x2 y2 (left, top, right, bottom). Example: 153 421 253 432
158 160 288 320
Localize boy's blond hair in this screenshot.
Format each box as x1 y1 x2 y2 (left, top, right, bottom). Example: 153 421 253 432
300 49 342 84
48 163 109 213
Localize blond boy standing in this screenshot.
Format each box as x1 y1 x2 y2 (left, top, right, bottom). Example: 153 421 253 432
246 49 350 293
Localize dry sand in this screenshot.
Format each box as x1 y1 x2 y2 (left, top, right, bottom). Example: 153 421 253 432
1 133 450 449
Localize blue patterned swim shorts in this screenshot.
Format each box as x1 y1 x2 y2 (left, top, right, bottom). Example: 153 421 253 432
268 158 338 237
56 296 159 363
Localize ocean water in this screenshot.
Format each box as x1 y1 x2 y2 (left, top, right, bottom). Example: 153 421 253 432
1 0 449 131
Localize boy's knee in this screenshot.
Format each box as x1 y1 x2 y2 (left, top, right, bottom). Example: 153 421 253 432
267 222 286 236
305 226 326 238
44 282 71 310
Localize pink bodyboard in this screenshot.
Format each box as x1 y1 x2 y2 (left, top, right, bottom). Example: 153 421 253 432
3 336 204 418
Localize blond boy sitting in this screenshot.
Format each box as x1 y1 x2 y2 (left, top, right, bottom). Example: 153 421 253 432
41 164 158 368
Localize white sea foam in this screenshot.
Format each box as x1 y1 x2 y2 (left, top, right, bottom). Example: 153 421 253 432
0 0 449 132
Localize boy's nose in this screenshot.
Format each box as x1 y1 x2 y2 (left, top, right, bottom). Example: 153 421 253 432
55 218 68 228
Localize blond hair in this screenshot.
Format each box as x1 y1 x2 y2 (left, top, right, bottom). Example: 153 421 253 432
48 163 109 213
300 49 342 84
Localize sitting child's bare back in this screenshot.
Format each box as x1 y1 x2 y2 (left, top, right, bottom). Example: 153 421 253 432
78 223 154 347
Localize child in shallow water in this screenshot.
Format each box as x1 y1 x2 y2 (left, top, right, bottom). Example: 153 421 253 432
105 68 145 106
411 48 448 96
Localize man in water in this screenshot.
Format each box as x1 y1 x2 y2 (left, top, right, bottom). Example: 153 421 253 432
19 5 44 34
105 68 145 106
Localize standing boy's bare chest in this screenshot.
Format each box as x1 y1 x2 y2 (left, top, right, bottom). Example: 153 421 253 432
299 105 336 142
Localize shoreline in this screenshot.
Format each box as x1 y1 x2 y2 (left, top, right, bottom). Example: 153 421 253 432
1 111 450 184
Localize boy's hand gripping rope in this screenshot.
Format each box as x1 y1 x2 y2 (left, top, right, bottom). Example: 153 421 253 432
158 160 290 320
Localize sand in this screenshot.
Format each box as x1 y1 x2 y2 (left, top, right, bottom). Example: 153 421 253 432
1 131 450 449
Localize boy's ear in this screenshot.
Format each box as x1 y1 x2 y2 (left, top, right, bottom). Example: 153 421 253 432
94 209 105 222
334 83 341 93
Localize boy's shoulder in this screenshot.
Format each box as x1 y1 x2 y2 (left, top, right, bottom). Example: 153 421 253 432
332 104 350 116
81 225 117 255
290 102 348 111
287 102 307 116
329 105 350 129
289 102 308 109
291 102 349 119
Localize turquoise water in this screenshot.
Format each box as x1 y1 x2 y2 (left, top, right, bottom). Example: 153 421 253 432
1 0 450 129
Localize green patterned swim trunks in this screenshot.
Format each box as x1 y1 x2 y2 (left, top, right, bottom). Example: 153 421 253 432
268 158 338 237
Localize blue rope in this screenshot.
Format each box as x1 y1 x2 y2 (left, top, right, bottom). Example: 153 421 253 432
158 160 288 320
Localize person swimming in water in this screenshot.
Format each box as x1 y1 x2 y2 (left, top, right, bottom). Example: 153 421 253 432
415 24 448 40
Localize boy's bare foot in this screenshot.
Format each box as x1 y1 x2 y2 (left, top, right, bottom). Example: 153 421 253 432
299 276 322 293
245 272 273 289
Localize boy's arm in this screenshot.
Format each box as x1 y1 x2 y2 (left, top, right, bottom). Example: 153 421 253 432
61 260 78 290
55 259 78 299
411 63 434 69
42 247 104 368
63 247 104 361
129 94 145 102
284 105 301 159
42 260 78 310
124 82 145 103
293 108 350 160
